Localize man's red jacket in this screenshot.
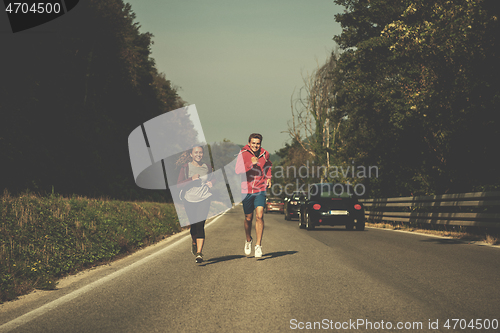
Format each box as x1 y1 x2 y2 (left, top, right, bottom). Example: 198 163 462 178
235 144 272 194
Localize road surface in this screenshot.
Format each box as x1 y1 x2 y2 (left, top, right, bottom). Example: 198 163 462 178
1 205 499 332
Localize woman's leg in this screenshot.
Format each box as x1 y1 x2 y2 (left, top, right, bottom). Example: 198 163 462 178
194 198 211 253
185 198 211 254
195 220 206 253
185 202 198 254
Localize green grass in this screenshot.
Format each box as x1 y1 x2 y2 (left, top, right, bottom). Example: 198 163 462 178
0 190 181 303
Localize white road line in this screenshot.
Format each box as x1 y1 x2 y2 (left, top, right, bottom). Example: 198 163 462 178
0 210 229 332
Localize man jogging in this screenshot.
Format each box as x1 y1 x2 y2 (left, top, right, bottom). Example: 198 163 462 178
235 133 272 258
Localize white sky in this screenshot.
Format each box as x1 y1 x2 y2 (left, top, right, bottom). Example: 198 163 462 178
125 0 343 153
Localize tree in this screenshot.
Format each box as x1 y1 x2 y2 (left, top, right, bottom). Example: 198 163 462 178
380 0 500 193
287 51 343 182
332 0 500 196
0 0 186 201
273 139 312 193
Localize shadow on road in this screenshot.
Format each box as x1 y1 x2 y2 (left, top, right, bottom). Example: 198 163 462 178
256 250 298 261
304 227 366 232
419 238 478 245
198 251 298 265
198 254 246 266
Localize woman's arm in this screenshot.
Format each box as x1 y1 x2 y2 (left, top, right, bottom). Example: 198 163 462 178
177 165 199 188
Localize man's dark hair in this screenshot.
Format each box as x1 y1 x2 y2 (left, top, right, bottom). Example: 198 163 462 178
248 133 263 143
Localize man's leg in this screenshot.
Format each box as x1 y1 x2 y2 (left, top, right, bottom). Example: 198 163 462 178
244 211 254 256
242 193 254 242
254 206 264 246
253 191 267 246
244 212 253 242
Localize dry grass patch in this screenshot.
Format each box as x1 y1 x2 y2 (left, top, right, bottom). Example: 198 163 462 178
366 221 500 246
484 234 499 245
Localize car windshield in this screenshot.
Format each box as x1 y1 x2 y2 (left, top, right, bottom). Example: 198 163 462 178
309 184 353 199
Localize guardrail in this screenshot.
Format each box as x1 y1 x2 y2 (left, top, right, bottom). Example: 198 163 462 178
359 191 500 229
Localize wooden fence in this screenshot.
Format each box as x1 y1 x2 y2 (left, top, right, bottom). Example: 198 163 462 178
359 191 500 229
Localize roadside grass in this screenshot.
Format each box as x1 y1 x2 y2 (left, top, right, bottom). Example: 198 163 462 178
484 234 499 245
366 221 500 245
0 190 181 303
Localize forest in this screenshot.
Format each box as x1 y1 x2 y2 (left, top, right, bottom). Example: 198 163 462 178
1 0 183 202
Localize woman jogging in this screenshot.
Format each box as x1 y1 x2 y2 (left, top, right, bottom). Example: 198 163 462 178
177 145 214 263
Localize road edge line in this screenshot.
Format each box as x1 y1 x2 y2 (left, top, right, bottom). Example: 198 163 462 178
0 207 232 332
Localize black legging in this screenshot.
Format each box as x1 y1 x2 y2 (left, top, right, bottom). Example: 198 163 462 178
184 197 211 239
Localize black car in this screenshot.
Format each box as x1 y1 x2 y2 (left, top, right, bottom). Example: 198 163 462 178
284 191 307 220
299 183 365 231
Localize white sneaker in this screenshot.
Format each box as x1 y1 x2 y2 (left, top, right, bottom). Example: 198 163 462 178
255 245 262 258
244 237 252 256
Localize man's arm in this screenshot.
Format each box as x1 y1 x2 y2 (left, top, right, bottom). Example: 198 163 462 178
264 152 272 188
235 151 254 174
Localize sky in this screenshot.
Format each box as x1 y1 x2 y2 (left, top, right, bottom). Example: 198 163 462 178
124 0 344 154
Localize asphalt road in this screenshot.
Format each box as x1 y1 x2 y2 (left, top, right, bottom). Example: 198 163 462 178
1 205 499 332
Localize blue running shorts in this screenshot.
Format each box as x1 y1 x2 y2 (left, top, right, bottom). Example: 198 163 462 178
242 191 267 214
